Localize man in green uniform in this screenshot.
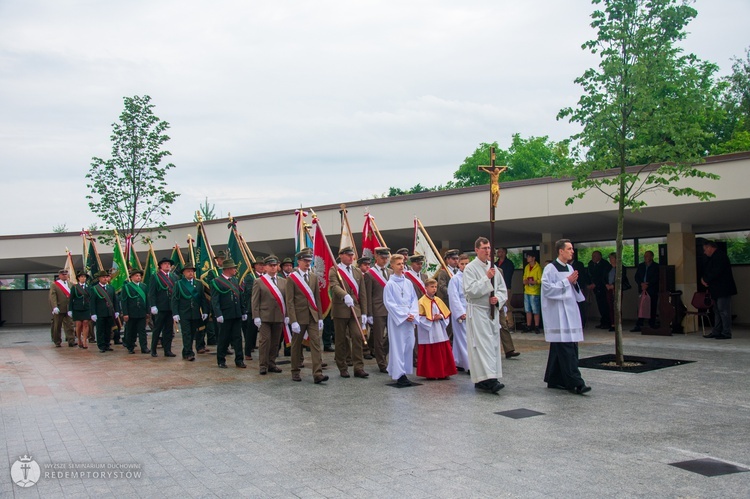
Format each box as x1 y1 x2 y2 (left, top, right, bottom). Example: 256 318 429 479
90 270 118 353
172 264 209 361
121 269 150 354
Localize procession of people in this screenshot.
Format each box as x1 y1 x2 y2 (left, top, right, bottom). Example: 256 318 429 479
48 234 609 396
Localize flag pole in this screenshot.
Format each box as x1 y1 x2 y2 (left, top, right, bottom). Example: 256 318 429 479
416 218 450 275
186 236 196 267
367 213 387 247
311 210 367 346
88 235 104 274
113 230 131 283
339 204 359 259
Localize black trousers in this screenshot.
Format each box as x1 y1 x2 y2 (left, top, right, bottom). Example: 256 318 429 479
95 316 115 351
217 318 243 366
151 311 174 354
180 318 205 358
544 342 585 390
594 289 609 326
124 317 147 352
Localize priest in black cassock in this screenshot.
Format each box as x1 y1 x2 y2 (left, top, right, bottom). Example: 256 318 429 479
541 239 591 395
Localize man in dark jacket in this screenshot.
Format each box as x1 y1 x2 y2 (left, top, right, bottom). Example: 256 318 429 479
631 250 659 332
701 241 737 340
587 251 612 329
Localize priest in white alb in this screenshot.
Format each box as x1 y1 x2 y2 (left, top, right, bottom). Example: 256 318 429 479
448 253 470 372
384 254 419 387
463 237 508 394
541 238 591 395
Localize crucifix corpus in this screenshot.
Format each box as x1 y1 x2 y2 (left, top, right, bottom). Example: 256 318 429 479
477 146 508 318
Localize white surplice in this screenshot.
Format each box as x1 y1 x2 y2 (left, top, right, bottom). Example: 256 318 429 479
463 258 508 383
448 270 469 369
384 273 419 380
541 259 586 343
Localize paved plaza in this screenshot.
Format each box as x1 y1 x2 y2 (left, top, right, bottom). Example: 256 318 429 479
1 323 748 498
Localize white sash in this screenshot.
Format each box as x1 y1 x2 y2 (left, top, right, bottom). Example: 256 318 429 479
260 275 286 315
367 267 388 288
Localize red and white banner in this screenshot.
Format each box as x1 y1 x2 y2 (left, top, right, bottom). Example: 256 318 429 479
367 267 388 288
312 216 336 317
361 213 379 260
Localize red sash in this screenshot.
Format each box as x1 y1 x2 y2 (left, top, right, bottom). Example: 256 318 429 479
367 268 388 288
261 275 292 343
337 265 359 301
289 272 318 312
405 270 426 295
54 280 71 298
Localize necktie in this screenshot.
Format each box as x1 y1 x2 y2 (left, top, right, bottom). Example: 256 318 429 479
272 276 277 285
347 266 351 273
382 268 387 279
304 273 309 283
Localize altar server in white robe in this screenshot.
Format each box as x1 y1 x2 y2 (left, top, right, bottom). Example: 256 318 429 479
463 237 508 394
384 254 419 386
541 238 591 395
448 254 470 372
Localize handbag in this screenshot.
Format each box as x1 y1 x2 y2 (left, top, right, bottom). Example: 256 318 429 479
638 292 651 319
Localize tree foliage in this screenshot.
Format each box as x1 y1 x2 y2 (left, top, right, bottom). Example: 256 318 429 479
711 47 750 154
86 95 179 244
194 197 217 222
557 0 720 364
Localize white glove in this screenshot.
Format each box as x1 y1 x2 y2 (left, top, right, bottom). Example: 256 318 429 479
367 316 373 325
114 312 119 319
242 314 247 321
318 320 324 330
291 322 301 334
91 315 97 322
361 315 367 328
201 313 208 321
173 315 180 322
284 317 290 325
216 316 224 324
254 318 261 327
67 311 73 318
343 295 354 307
53 307 60 315
151 306 158 315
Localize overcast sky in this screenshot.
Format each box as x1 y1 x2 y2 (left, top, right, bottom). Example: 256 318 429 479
1 0 748 236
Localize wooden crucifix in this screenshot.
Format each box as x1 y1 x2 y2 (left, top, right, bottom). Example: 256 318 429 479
477 146 507 319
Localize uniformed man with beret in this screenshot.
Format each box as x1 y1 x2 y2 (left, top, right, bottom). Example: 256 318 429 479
280 257 294 278
396 248 410 259
121 268 150 354
357 256 373 359
148 257 178 357
252 255 287 375
285 250 328 383
364 247 393 373
172 263 209 361
90 270 118 353
329 246 369 378
203 250 228 347
212 258 247 368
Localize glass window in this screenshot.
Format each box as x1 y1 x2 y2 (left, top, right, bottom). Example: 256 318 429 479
507 247 532 269
27 275 53 290
574 240 635 267
698 231 750 264
637 237 665 265
0 275 26 290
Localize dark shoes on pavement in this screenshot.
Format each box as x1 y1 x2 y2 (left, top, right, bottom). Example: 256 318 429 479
505 350 520 359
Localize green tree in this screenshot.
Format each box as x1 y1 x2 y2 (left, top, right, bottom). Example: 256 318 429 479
86 95 179 244
194 197 217 222
557 0 719 365
52 223 68 233
503 134 574 181
711 47 750 154
453 142 506 187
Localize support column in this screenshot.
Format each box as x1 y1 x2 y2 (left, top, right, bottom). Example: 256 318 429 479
540 233 563 264
667 222 698 331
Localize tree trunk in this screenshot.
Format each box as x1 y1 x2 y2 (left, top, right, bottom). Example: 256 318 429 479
615 176 626 366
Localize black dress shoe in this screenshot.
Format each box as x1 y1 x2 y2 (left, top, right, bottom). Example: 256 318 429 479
218 363 227 369
99 349 107 353
397 374 412 386
703 333 719 338
128 350 135 354
575 385 592 394
505 351 520 359
379 367 388 373
547 384 567 390
629 327 641 332
314 375 329 384
268 367 282 373
456 367 465 372
164 352 176 357
142 348 151 354
491 381 505 393
354 370 369 378
323 346 334 352
106 347 114 351
151 352 158 357
364 354 374 360
68 342 77 347
236 362 247 368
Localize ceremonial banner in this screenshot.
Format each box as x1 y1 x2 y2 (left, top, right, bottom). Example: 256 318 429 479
195 223 217 282
227 218 252 282
64 249 77 280
126 235 142 270
82 231 102 283
170 245 185 274
361 212 379 260
110 231 130 291
413 217 449 278
143 242 159 289
339 205 358 258
312 215 336 317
